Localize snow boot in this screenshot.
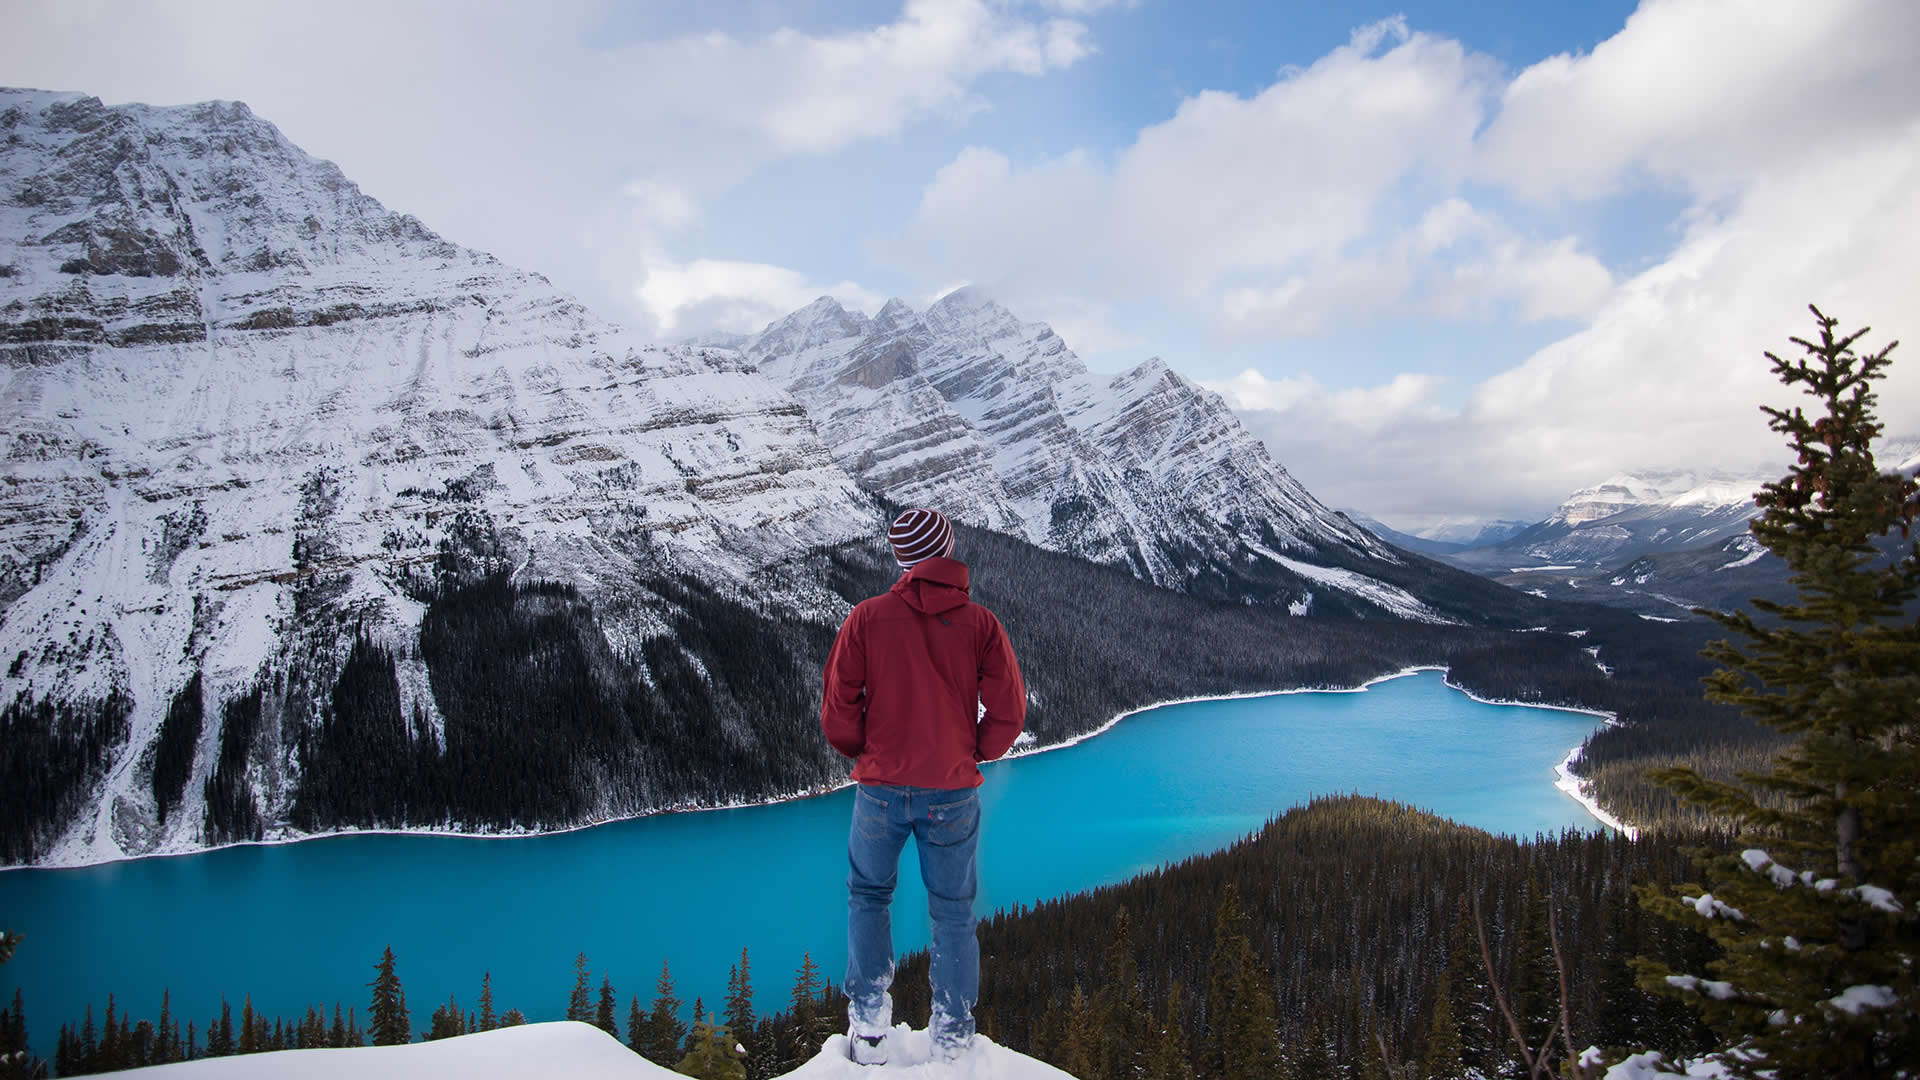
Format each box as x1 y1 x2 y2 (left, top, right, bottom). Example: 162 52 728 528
848 1033 888 1065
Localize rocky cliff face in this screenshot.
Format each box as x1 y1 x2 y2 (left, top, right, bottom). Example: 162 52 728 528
0 89 875 865
742 288 1407 606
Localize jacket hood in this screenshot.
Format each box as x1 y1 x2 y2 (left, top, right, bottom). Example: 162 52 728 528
892 556 971 616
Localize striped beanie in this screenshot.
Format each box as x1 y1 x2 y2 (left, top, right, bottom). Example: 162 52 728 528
889 508 955 569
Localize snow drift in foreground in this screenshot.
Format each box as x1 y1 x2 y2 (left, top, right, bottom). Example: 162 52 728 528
113 1021 1076 1079
101 1017 1734 1079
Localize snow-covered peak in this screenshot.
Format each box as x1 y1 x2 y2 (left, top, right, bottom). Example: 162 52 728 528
752 296 872 356
1 88 468 285
743 288 1399 608
872 297 919 331
921 285 1027 346
1549 470 1764 526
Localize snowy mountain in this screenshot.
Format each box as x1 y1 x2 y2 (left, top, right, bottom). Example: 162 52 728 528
1445 470 1768 574
0 88 1556 870
0 88 877 866
734 289 1455 613
1341 512 1531 557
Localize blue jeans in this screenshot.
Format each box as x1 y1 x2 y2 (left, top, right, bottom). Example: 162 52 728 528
845 783 981 1049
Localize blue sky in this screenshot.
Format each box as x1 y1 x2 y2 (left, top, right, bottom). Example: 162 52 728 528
6 0 1918 527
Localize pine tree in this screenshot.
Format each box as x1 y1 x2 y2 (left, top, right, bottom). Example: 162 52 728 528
785 951 832 1066
1509 876 1558 1066
478 971 496 1033
568 952 593 1024
1446 898 1495 1072
596 976 619 1037
646 960 688 1065
1095 907 1151 1080
1419 965 1467 1080
1 986 40 1080
1203 885 1280 1080
1641 307 1920 1078
427 994 466 1040
156 988 174 1064
238 994 257 1055
676 1016 747 1080
1059 985 1100 1080
210 999 233 1057
686 998 705 1059
724 949 755 1069
368 946 410 1046
1201 885 1250 1078
500 1008 527 1027
629 995 647 1053
1286 1028 1336 1080
1146 980 1196 1080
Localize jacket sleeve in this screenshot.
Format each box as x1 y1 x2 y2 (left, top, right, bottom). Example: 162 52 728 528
974 611 1026 762
820 607 868 760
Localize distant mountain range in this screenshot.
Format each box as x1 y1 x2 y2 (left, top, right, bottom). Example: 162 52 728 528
1343 513 1529 557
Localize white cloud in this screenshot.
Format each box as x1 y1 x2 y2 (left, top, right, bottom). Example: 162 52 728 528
1213 198 1612 338
892 18 1592 338
639 0 1094 157
1478 0 1920 199
636 258 887 336
1220 124 1920 522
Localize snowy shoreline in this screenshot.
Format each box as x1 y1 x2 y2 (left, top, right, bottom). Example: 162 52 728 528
9 665 1637 873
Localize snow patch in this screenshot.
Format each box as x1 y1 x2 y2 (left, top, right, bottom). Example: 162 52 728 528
1828 985 1897 1016
1253 547 1455 624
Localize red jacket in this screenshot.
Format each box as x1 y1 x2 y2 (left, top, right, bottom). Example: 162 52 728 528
820 557 1026 789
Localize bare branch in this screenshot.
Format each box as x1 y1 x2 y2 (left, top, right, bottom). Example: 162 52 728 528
1473 895 1547 1078
1547 894 1590 1080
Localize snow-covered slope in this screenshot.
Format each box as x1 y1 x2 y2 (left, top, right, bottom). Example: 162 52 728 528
0 89 874 865
113 1021 1076 1079
739 289 1404 606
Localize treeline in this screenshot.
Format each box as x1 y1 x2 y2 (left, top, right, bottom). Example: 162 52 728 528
281 571 852 831
837 794 1723 1079
0 691 129 864
13 943 848 1079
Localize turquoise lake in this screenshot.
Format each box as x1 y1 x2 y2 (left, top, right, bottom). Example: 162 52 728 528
2 670 1607 1055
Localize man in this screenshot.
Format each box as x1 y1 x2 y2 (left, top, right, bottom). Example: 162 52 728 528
820 507 1027 1064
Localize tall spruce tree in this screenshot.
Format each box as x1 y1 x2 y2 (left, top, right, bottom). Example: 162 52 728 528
1203 885 1280 1080
646 960 688 1065
1096 907 1152 1080
1640 306 1920 1078
1145 980 1196 1080
724 949 755 1069
1446 898 1495 1072
0 985 39 1080
478 972 496 1033
785 952 833 1066
368 946 410 1046
1419 964 1467 1080
1059 985 1100 1080
596 976 619 1037
567 952 594 1024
